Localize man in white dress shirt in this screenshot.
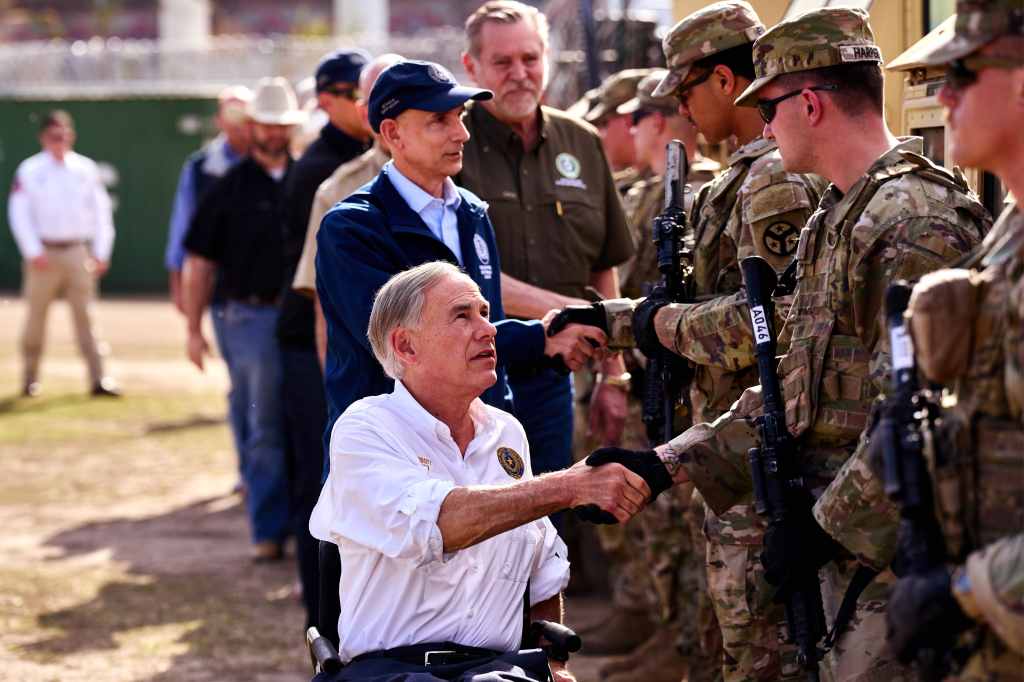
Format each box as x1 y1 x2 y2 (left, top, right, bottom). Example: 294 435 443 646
7 110 119 398
310 262 654 681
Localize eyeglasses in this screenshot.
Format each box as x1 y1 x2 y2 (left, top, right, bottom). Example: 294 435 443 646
674 69 714 102
756 84 838 124
945 55 1024 92
323 86 359 100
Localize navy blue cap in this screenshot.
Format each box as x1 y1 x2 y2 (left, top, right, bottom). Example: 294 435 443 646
368 60 492 133
315 48 372 92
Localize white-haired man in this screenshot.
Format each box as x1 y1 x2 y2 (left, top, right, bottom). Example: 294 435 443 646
311 261 663 681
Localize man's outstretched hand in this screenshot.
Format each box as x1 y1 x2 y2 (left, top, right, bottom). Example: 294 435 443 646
560 454 650 525
572 447 673 524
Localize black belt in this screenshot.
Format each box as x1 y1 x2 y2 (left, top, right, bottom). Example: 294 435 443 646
42 240 86 249
351 641 501 667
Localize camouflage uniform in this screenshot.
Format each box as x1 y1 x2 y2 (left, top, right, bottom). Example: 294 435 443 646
612 70 724 681
814 3 1024 676
664 10 990 681
607 5 829 680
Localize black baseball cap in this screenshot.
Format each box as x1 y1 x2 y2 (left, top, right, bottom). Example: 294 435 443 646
368 60 492 133
315 48 372 92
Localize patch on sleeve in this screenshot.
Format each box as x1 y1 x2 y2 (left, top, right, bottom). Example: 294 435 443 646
497 446 525 479
763 221 800 257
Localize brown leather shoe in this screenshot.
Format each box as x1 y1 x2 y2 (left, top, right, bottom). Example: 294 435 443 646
251 541 284 563
581 608 656 656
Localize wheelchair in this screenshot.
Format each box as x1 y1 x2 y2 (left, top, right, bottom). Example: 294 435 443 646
305 541 582 681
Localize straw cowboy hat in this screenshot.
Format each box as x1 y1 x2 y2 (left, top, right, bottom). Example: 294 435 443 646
248 77 306 125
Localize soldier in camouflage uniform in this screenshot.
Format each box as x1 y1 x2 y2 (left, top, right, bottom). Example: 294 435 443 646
601 8 990 682
571 67 659 657
586 68 652 183
600 69 722 682
581 3 830 680
813 1 1024 679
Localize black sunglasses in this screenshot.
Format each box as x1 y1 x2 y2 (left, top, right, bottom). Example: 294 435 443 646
946 55 1024 92
323 86 360 100
757 84 838 124
674 69 714 101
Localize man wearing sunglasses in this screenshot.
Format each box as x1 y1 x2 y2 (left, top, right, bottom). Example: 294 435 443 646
573 3 827 679
815 0 1024 677
721 7 988 680
580 6 993 682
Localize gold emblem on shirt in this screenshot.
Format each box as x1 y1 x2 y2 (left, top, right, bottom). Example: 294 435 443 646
418 456 432 471
497 446 525 479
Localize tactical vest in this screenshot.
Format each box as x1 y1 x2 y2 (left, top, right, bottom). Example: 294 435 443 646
931 204 1024 559
781 151 987 481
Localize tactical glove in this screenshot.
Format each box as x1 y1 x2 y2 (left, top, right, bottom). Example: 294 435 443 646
631 288 670 357
886 566 972 665
572 446 673 525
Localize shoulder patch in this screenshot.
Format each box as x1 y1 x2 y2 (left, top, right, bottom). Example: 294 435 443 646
497 446 525 479
762 221 801 257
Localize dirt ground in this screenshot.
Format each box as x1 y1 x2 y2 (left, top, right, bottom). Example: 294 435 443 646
0 297 618 682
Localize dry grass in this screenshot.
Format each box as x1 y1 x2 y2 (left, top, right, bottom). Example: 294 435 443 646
0 296 307 682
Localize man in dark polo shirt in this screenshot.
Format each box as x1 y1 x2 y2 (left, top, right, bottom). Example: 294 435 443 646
459 0 634 478
182 77 303 562
276 47 370 630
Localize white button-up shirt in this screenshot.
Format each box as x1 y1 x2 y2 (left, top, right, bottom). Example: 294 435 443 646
309 381 570 663
7 150 116 261
386 160 464 265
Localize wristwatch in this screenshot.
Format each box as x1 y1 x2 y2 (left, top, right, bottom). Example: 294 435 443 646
598 372 632 390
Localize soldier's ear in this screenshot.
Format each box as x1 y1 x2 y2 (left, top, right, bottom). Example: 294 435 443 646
713 64 736 96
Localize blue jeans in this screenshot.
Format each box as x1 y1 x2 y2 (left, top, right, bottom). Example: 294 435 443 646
213 301 290 544
211 302 246 478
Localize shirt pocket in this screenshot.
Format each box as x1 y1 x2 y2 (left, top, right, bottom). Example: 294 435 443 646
544 189 604 284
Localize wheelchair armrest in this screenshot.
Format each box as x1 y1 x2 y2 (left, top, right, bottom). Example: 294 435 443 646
306 626 343 674
529 620 582 663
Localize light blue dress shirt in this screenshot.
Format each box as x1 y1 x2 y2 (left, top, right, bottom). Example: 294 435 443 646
384 160 464 265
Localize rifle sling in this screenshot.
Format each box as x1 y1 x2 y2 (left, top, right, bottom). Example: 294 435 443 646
823 564 878 650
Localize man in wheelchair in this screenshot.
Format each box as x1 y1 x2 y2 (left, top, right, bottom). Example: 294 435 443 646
308 263 652 680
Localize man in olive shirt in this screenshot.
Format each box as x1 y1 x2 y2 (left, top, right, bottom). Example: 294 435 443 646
459 0 635 479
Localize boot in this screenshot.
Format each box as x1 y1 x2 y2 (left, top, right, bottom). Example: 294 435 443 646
599 627 678 677
580 608 656 656
603 636 688 682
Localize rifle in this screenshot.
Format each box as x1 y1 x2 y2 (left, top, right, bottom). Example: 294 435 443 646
546 141 694 445
741 255 827 682
641 140 693 443
879 283 951 680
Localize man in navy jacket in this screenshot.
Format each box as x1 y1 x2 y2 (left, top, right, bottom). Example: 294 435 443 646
316 60 606 468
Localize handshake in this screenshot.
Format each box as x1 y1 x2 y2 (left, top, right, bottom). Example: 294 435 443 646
545 291 671 370
559 446 675 524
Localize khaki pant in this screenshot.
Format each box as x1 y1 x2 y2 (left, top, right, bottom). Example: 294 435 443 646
21 244 106 387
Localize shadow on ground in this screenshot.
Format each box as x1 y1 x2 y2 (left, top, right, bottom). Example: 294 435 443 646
26 495 306 681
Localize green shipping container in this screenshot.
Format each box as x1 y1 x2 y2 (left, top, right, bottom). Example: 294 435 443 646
0 93 220 294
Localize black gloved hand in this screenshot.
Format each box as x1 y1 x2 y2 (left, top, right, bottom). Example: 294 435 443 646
761 508 844 598
632 287 670 357
886 566 972 665
572 446 674 525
